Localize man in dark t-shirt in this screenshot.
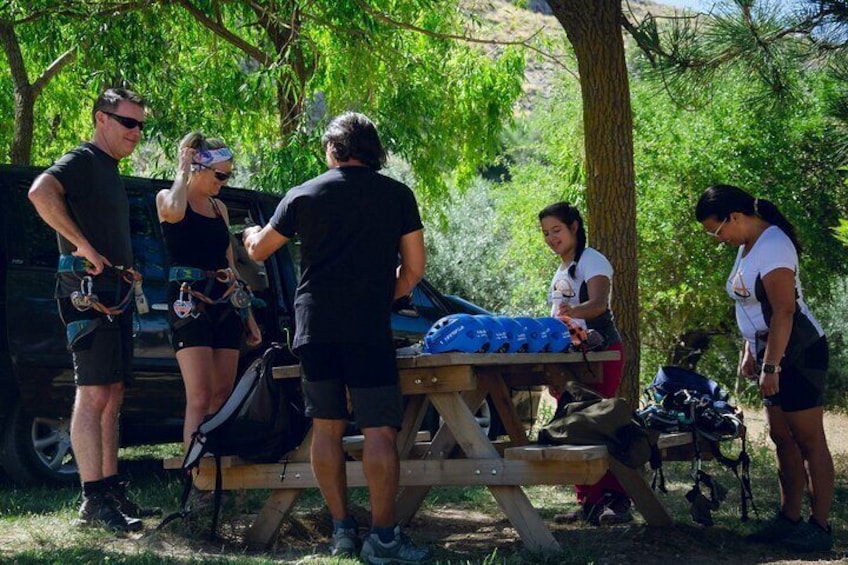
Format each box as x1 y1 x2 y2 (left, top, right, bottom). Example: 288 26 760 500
28 88 157 532
244 113 429 563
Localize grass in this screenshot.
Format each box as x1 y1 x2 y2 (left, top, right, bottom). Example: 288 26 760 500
1 434 846 563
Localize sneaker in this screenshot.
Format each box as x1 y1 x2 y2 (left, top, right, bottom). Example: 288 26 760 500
77 493 143 532
331 525 359 557
745 511 801 544
360 525 431 564
781 518 833 553
598 495 634 526
553 504 589 524
109 480 162 518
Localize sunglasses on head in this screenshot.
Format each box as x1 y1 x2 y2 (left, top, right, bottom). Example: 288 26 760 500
102 111 144 131
196 163 232 182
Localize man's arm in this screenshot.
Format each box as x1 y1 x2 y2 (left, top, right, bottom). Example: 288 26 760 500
243 224 289 262
395 229 425 299
28 173 108 274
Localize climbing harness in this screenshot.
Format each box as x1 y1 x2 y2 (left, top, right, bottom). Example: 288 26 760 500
168 266 255 323
58 254 146 350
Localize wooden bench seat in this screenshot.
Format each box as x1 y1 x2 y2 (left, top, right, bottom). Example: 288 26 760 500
163 431 433 470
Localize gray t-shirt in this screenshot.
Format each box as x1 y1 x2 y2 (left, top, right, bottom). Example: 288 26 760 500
44 142 132 297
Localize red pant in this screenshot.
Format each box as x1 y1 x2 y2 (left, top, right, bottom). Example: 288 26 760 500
574 341 627 504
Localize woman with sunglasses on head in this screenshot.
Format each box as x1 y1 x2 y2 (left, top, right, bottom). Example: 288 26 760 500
538 201 631 526
695 184 833 552
156 132 262 452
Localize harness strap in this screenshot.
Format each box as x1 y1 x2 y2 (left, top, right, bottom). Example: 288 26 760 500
65 318 103 351
59 254 141 317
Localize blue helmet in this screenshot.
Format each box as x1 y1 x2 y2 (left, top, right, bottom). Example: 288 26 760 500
536 317 571 352
514 317 547 353
475 315 509 353
424 314 490 353
495 316 528 353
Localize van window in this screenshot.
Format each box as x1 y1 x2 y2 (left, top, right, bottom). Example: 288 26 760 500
5 175 57 268
223 198 269 291
128 193 166 281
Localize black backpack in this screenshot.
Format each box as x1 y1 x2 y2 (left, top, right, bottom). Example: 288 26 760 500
637 366 754 526
158 343 309 536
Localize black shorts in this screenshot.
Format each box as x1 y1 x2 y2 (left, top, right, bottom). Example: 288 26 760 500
167 283 243 351
298 342 402 430
764 336 828 412
58 298 133 386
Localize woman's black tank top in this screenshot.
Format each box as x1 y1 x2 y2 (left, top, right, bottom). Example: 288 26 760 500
161 200 230 271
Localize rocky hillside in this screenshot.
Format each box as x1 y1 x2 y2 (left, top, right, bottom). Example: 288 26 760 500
461 0 684 112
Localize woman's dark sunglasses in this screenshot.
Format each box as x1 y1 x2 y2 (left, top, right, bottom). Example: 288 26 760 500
197 163 232 182
102 111 145 131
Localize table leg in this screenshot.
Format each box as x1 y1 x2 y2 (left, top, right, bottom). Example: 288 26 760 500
428 391 560 553
396 389 486 526
245 429 313 548
608 459 673 526
477 370 529 446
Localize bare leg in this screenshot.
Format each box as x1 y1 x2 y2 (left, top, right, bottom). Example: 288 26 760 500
100 382 124 478
765 406 806 521
71 385 115 482
362 425 399 528
784 407 834 528
210 348 240 412
176 346 215 450
311 418 348 521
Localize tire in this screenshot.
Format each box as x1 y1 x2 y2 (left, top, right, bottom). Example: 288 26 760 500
435 398 503 440
1 401 78 485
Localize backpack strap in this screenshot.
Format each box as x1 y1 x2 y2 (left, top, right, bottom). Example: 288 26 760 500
155 470 195 531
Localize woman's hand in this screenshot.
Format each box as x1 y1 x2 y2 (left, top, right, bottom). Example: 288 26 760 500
759 370 780 398
245 314 262 348
556 302 572 317
178 146 196 176
740 345 757 380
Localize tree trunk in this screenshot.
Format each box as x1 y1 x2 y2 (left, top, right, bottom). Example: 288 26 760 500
0 20 34 165
547 1 640 403
252 3 309 139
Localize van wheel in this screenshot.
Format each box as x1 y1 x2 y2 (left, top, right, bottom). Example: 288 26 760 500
436 399 503 440
2 402 78 485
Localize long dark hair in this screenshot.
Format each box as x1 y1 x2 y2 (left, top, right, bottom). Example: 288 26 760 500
538 201 586 276
695 184 801 252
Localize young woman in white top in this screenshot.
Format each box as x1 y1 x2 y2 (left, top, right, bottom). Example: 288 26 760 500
696 184 833 552
539 201 630 526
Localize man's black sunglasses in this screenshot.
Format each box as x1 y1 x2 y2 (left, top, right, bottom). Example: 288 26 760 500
196 163 233 182
102 111 145 131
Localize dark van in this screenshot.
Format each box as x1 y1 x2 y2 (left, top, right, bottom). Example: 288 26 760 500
0 164 497 485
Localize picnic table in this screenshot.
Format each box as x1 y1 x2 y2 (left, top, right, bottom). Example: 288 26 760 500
168 351 687 552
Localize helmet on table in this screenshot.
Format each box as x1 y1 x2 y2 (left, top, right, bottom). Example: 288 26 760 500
513 317 547 353
475 315 509 353
495 316 528 353
423 314 490 353
536 317 572 353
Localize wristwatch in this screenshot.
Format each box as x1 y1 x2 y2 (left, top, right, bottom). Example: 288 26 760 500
762 363 782 374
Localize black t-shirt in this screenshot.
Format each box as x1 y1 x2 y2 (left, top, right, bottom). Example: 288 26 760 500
269 166 423 349
44 142 132 296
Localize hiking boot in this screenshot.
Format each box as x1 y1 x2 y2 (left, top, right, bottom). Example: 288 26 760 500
360 525 431 564
77 493 143 532
598 494 634 526
781 518 833 553
331 525 359 557
109 480 162 518
745 511 801 544
553 504 589 524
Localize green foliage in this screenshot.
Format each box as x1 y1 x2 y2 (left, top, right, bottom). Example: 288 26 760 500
0 1 524 198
